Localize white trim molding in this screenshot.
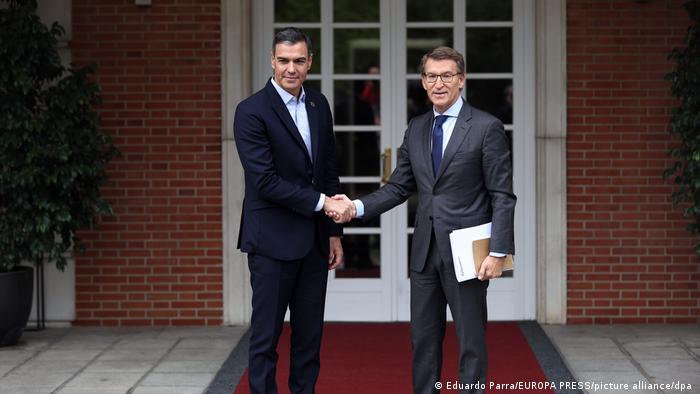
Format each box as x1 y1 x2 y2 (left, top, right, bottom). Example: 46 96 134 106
222 0 252 325
29 0 76 326
536 0 567 324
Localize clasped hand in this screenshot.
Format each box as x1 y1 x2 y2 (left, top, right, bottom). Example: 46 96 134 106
324 194 356 223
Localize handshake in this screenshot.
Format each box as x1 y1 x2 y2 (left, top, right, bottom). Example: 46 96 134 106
323 194 356 224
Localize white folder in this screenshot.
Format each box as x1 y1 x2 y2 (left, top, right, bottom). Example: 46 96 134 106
449 222 513 282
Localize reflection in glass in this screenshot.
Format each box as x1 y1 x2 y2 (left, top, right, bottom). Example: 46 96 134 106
274 28 321 74
336 234 380 278
275 0 320 22
335 80 381 126
466 79 512 125
407 0 452 22
407 29 453 73
334 29 381 74
407 80 431 122
334 0 379 22
467 0 512 21
466 28 512 73
335 132 381 177
303 79 321 92
340 183 381 227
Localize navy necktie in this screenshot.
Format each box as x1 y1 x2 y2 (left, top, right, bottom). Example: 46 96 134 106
432 115 448 176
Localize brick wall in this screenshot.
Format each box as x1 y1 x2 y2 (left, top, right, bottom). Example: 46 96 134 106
567 0 700 323
72 0 223 326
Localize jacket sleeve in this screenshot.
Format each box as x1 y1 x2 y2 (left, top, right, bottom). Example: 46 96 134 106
233 102 320 216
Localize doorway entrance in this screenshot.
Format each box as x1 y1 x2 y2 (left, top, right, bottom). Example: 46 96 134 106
252 0 536 321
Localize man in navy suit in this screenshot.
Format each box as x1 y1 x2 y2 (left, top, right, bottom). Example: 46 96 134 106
233 27 354 394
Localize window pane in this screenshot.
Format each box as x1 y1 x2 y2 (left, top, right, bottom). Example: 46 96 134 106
407 29 453 74
334 0 379 22
407 0 452 22
334 80 380 125
274 0 320 23
466 0 512 21
304 79 321 92
340 183 380 228
336 234 380 278
274 28 321 74
335 131 381 177
407 80 431 122
466 79 512 125
334 29 381 74
466 28 512 73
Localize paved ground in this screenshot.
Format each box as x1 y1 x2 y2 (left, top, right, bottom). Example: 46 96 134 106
544 324 700 394
0 326 246 394
0 324 698 394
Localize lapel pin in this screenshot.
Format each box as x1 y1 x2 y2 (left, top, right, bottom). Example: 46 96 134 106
310 101 315 107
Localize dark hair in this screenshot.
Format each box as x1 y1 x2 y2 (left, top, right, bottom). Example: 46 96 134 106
272 27 314 56
418 46 465 75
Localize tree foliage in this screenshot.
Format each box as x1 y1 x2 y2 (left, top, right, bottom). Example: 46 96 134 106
665 0 700 256
0 0 119 272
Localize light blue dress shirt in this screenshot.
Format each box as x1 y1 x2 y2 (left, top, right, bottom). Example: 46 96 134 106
270 78 325 211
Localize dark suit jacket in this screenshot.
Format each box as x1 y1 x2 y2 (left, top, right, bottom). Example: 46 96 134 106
360 101 516 272
234 80 342 261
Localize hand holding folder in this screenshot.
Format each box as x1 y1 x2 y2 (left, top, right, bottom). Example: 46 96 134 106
449 222 513 282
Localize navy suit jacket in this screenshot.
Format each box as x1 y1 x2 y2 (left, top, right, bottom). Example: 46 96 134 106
234 80 342 261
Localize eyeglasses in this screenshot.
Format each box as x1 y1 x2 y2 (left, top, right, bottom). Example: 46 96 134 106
422 72 460 84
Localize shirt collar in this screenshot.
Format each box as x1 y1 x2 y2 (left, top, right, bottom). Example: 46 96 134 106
271 77 305 104
433 97 463 118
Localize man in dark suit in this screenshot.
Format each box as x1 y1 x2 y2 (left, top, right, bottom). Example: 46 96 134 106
234 27 351 394
329 47 516 393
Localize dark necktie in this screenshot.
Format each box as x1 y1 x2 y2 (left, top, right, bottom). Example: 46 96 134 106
432 115 448 176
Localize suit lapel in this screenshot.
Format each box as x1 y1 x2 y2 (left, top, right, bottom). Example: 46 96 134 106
265 81 309 157
435 103 473 181
306 95 320 165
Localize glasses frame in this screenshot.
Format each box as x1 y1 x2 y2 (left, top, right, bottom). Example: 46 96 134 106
422 72 461 84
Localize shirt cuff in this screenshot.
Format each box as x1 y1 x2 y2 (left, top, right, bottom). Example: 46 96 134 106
314 193 325 212
489 252 507 258
352 199 365 218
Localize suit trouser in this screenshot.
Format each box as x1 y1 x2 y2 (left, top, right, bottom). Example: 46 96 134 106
411 233 489 394
247 241 328 394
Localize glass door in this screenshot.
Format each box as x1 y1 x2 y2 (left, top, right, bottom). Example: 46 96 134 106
252 0 535 321
396 0 534 321
256 0 396 320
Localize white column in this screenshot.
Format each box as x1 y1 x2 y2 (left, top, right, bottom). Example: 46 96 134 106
222 0 253 325
31 0 75 326
536 0 567 324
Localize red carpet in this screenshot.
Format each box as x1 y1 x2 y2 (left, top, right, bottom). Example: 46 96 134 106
234 322 553 393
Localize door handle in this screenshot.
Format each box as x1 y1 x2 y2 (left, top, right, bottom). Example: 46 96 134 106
381 148 392 184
